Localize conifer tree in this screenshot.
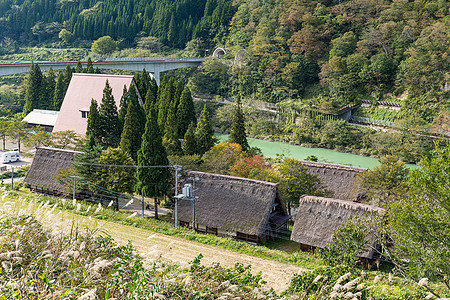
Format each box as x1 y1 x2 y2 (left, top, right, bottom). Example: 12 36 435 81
196 105 215 155
135 103 171 220
163 101 182 155
53 71 65 110
98 80 121 148
75 61 83 73
118 85 128 132
85 57 95 73
157 79 170 128
120 99 142 162
138 69 151 97
23 64 44 114
229 96 249 152
44 68 56 110
183 122 197 155
62 65 73 94
144 86 156 113
86 99 101 145
128 84 146 133
177 86 196 138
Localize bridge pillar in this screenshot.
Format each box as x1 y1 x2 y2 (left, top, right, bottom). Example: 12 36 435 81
153 71 160 86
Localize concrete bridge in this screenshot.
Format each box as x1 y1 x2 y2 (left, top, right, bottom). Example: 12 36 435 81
0 57 204 84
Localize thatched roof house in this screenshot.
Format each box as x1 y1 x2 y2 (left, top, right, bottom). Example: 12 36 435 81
291 196 385 258
301 161 367 201
24 147 81 195
177 171 290 244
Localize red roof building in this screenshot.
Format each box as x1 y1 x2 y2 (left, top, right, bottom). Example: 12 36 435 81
53 73 141 136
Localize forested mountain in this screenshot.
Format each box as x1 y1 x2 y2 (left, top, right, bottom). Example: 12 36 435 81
0 0 234 48
0 0 448 127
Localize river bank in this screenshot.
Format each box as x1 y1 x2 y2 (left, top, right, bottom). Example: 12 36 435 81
216 134 418 169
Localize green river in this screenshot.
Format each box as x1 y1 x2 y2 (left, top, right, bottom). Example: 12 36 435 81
216 134 418 170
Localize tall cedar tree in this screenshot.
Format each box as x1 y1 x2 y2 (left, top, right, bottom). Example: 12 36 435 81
74 142 103 188
163 101 182 156
86 99 102 145
128 84 146 135
177 86 196 138
98 80 121 148
75 61 83 73
138 69 152 97
62 65 73 93
120 99 142 162
157 77 174 128
85 58 95 73
45 68 56 110
183 122 197 155
196 105 214 155
144 86 156 113
229 96 249 152
118 85 128 132
53 71 65 110
23 64 44 114
135 103 172 219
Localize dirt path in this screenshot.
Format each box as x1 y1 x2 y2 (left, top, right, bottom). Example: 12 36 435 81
2 199 305 293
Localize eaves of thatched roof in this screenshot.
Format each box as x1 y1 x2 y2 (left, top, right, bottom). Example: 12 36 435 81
24 147 81 193
301 161 367 201
177 171 286 236
291 195 385 258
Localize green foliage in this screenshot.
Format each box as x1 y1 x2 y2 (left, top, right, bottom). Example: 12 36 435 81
202 142 244 175
98 80 121 148
120 98 142 162
176 86 196 138
387 142 450 294
182 122 198 155
86 99 102 145
229 96 249 152
23 64 45 114
195 105 215 155
357 156 409 206
135 103 172 198
96 147 136 197
319 218 370 268
91 36 117 56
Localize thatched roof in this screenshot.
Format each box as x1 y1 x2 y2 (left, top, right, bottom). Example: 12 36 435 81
291 196 385 258
301 161 366 201
177 171 287 236
24 147 81 192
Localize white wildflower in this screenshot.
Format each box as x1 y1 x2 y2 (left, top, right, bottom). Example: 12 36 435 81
425 294 434 299
89 216 92 221
356 283 365 290
343 277 361 290
72 198 76 206
86 205 91 213
128 212 137 218
123 199 133 208
313 275 322 283
62 199 66 207
108 200 114 208
76 203 81 213
79 241 86 251
388 273 393 282
418 278 429 287
94 203 102 213
79 288 96 300
373 275 380 284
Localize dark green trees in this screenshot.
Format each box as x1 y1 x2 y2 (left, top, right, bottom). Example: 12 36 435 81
120 99 142 162
182 122 198 155
135 103 172 219
23 64 44 114
177 86 196 138
98 80 121 148
86 99 102 144
53 71 65 110
229 96 249 152
196 105 214 155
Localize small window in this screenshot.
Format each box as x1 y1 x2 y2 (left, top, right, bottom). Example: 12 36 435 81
81 111 88 118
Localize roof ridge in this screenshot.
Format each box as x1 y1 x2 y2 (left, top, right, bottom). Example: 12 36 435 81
300 160 367 172
186 170 279 187
300 195 385 212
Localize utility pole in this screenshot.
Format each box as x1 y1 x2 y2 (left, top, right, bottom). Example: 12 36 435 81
174 165 182 227
141 190 144 218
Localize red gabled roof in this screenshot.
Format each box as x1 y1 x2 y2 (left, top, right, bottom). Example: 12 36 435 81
53 73 135 136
